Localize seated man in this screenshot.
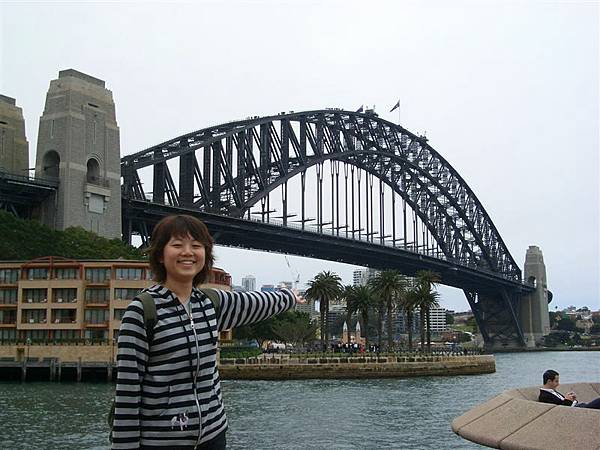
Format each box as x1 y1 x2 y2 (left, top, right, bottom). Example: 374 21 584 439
539 369 600 409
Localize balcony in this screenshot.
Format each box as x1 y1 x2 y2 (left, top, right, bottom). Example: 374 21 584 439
22 317 47 324
85 279 110 286
85 299 109 307
52 317 77 324
24 298 48 304
84 321 109 328
0 299 17 306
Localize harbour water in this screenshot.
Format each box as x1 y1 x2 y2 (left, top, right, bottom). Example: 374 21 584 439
0 351 598 449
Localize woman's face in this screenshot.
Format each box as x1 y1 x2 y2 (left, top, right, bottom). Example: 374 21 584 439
161 234 206 285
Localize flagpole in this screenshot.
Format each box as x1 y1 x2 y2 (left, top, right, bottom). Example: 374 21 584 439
398 99 401 126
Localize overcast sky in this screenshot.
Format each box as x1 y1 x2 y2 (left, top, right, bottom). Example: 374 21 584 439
1 0 598 312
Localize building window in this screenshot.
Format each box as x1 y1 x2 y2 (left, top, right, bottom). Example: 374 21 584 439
115 267 143 280
114 288 139 301
50 119 55 138
52 309 76 324
54 330 79 341
23 288 48 303
22 310 47 324
0 269 19 284
84 309 108 324
0 329 16 342
84 329 108 340
85 268 111 283
0 310 16 324
25 268 48 280
113 309 126 321
52 288 77 303
85 288 109 304
0 288 17 304
54 268 78 280
23 330 49 341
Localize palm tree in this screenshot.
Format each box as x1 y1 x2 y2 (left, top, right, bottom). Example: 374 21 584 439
346 285 375 349
369 270 407 351
342 285 357 344
415 270 441 352
403 287 420 351
305 271 343 351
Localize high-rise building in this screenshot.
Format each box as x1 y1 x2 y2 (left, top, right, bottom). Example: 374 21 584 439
241 275 256 291
278 281 293 290
260 284 276 292
352 268 378 286
427 307 448 333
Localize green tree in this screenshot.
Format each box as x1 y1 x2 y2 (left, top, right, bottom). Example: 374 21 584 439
305 271 343 350
414 270 441 352
556 317 577 332
403 288 420 351
345 285 375 348
343 285 357 344
369 270 407 351
271 311 318 346
0 210 144 260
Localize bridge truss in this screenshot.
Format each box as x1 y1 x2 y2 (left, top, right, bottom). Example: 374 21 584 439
121 109 533 348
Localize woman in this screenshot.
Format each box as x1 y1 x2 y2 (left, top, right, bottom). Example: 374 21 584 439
112 215 301 449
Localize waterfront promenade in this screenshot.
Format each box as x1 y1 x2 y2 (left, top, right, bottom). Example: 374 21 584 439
0 348 493 381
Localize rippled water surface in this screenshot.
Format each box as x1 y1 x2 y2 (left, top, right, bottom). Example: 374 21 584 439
0 351 598 449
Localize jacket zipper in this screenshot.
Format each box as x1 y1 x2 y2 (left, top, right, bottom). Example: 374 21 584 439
186 306 203 450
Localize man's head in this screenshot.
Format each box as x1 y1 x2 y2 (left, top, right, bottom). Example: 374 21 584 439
543 369 560 388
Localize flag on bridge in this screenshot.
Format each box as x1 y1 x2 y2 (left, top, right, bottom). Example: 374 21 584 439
390 100 400 113
356 105 364 113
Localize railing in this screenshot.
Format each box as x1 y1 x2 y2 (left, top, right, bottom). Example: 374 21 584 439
0 299 18 305
84 298 109 306
51 318 77 324
243 215 527 284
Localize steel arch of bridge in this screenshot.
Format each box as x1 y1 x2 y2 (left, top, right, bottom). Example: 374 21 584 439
121 109 531 348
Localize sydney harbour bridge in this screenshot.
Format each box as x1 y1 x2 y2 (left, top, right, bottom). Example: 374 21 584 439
119 109 537 349
1 70 547 351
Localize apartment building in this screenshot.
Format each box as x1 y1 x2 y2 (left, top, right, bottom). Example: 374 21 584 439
0 256 232 344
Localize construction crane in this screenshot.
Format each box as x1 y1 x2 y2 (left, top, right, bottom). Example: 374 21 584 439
284 255 300 289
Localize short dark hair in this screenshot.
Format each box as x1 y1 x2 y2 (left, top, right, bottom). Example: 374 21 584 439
147 215 214 286
543 369 559 384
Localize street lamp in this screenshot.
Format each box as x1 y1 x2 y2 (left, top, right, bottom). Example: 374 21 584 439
26 337 31 361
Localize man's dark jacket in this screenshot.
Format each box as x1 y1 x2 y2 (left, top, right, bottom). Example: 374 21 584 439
538 389 574 406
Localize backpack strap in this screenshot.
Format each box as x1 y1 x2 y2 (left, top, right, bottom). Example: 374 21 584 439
137 291 157 343
198 288 221 317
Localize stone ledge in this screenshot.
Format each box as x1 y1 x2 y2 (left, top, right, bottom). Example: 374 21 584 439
452 383 600 450
219 355 495 380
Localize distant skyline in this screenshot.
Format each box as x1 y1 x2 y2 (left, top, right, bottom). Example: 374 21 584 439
1 0 598 312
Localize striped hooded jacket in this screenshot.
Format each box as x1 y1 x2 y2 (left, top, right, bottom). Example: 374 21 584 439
112 284 296 449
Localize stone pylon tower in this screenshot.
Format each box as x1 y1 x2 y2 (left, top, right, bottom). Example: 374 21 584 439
0 95 29 176
520 245 551 347
35 69 121 238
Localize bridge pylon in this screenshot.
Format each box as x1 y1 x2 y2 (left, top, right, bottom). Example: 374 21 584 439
35 69 121 238
520 245 551 347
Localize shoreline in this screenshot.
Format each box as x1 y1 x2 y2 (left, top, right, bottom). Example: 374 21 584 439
218 354 496 380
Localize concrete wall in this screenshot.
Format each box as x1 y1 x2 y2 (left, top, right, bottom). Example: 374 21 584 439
0 343 112 363
0 95 29 175
219 355 495 380
521 246 551 347
452 383 600 450
35 69 121 238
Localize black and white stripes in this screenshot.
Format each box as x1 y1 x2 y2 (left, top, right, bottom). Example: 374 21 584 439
112 285 295 449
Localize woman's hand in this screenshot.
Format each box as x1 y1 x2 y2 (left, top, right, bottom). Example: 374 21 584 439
292 288 306 304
